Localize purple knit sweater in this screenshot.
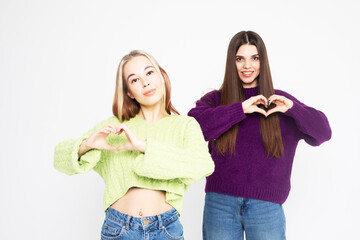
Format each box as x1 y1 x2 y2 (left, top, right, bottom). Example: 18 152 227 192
188 87 331 204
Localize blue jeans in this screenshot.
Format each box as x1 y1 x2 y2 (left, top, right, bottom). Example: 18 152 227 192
203 192 286 240
101 207 184 240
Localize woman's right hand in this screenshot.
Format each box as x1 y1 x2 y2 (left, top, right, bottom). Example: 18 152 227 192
242 95 268 116
78 123 120 157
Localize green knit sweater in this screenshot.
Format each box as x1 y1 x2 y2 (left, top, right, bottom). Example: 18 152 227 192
54 114 214 215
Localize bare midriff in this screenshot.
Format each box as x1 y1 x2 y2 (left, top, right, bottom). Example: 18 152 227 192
111 187 173 217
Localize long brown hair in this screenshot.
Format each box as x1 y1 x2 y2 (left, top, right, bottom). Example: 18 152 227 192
215 31 284 158
112 50 179 121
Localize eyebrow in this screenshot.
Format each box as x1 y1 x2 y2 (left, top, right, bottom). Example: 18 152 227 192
126 66 154 81
235 54 259 58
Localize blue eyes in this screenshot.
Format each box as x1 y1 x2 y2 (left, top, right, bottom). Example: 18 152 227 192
236 56 259 61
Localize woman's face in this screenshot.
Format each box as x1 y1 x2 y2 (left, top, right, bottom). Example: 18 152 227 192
235 44 260 88
123 56 164 108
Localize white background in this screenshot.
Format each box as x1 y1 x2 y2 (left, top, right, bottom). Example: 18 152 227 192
1 0 359 239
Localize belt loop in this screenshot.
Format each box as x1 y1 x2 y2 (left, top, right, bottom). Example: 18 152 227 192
126 215 131 230
158 214 163 229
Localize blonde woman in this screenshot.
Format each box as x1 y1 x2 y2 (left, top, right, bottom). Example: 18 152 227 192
54 50 214 240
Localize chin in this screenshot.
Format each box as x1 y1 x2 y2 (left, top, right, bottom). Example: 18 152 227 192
140 98 163 107
241 79 256 85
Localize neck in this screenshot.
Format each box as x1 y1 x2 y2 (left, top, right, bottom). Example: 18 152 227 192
139 104 168 122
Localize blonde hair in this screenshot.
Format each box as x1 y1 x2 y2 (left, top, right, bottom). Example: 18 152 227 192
112 50 179 121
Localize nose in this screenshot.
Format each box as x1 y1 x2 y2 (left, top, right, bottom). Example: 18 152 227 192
244 60 251 69
142 78 150 87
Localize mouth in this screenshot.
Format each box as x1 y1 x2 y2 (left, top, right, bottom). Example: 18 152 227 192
241 71 254 77
143 88 156 96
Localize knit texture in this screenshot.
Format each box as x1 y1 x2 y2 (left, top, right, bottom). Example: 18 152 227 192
188 87 331 204
54 115 214 214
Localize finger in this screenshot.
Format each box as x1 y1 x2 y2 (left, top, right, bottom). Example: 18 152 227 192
114 125 132 142
268 95 280 104
116 145 126 150
253 96 267 106
268 94 279 101
100 124 116 134
120 124 136 139
268 98 282 106
250 95 265 102
99 129 111 134
108 124 118 133
115 124 125 134
116 143 132 151
255 95 268 103
254 99 267 106
105 124 118 133
103 145 118 150
105 126 116 133
269 94 286 101
269 95 287 105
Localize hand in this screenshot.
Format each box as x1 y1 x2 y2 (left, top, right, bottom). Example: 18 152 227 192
242 95 268 116
242 94 293 117
81 123 120 152
83 124 146 153
266 94 293 116
114 124 147 152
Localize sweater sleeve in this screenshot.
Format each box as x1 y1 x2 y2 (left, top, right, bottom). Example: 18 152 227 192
187 90 246 141
54 118 113 175
131 118 215 186
279 90 332 146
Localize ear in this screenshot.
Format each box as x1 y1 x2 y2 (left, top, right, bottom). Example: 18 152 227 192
127 91 134 99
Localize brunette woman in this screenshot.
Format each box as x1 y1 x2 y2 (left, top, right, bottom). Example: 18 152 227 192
54 50 214 240
188 31 331 240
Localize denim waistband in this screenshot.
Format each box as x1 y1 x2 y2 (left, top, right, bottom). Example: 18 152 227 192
105 207 179 231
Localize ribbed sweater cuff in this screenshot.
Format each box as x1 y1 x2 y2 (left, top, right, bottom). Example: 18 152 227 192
227 101 247 124
205 178 290 205
284 101 304 122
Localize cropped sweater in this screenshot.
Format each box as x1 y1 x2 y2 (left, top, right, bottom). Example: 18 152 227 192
54 115 214 214
188 87 331 204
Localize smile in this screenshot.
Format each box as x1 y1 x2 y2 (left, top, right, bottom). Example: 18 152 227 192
241 71 254 77
143 88 156 96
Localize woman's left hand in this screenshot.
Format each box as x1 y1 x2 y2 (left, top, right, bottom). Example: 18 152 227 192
115 124 147 152
266 95 294 116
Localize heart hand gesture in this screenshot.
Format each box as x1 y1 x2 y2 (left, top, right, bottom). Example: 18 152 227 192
79 123 146 157
242 94 293 117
